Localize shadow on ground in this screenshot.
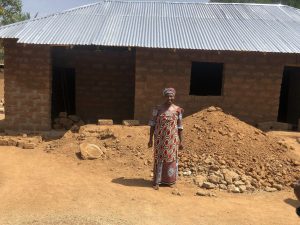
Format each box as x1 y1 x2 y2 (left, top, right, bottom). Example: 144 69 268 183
112 177 152 188
284 198 300 208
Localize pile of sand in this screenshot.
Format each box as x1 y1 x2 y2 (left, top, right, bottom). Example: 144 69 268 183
180 106 299 192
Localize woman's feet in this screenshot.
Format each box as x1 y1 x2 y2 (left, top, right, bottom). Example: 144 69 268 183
152 184 159 190
169 184 176 188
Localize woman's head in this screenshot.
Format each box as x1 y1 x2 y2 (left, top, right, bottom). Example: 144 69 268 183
163 88 176 105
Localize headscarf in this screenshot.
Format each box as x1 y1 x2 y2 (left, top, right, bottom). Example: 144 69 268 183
163 88 176 96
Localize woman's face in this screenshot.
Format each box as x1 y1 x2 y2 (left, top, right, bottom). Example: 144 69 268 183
165 93 175 105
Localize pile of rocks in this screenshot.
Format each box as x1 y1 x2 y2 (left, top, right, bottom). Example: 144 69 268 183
181 106 299 193
0 135 41 149
53 112 84 130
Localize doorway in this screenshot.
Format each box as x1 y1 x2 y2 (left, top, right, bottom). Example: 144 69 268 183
51 67 76 120
278 66 300 125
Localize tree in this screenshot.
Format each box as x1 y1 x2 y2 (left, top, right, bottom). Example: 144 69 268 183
0 0 30 26
209 0 300 9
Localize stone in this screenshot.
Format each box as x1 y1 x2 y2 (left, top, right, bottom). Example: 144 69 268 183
196 190 216 197
122 120 140 126
59 112 67 118
183 170 192 176
239 185 247 193
234 180 245 186
297 137 300 144
68 115 81 122
60 118 73 129
208 174 221 184
219 184 227 190
193 175 206 187
227 184 240 193
223 170 240 184
265 187 277 192
172 189 183 196
76 120 85 127
202 182 216 189
0 138 8 146
80 143 104 160
207 106 217 112
23 142 35 149
272 184 283 190
98 119 113 125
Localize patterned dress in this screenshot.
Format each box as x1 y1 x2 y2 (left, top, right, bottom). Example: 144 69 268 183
149 105 183 185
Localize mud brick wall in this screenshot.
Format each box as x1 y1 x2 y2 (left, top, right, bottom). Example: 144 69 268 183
135 48 300 124
52 47 135 123
4 39 52 131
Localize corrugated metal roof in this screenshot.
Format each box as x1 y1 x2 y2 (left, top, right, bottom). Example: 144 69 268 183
0 0 299 53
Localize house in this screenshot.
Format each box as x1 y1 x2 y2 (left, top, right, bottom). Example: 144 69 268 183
0 0 299 131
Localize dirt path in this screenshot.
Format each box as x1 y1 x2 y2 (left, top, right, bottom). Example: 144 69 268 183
0 147 299 225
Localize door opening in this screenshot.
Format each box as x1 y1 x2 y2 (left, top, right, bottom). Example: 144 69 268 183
51 67 76 120
278 66 300 125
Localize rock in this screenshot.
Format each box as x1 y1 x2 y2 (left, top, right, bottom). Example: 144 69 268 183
98 119 113 125
219 184 227 190
60 118 73 129
239 185 247 193
0 138 8 146
265 187 277 192
196 190 216 197
59 112 67 118
227 184 240 193
68 115 81 122
183 170 192 176
172 189 183 196
207 106 217 112
71 125 80 133
193 175 207 187
208 174 221 184
234 180 245 186
122 120 140 126
202 182 216 189
297 138 300 144
76 120 85 127
80 143 104 160
223 170 239 184
209 165 220 171
273 184 283 190
23 142 36 149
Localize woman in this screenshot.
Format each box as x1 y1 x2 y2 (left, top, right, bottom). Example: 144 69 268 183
148 88 183 190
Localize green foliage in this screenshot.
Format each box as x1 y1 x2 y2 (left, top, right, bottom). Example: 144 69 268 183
0 0 30 26
210 0 300 8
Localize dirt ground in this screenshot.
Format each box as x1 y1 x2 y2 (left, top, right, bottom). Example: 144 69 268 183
0 130 300 225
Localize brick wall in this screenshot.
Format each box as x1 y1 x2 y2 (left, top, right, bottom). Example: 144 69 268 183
4 39 52 131
135 48 300 124
52 47 135 123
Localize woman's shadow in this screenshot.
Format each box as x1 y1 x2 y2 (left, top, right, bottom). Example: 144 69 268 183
111 177 152 188
284 198 300 216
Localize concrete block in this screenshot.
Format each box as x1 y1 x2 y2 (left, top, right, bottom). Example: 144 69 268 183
98 119 113 126
122 120 140 126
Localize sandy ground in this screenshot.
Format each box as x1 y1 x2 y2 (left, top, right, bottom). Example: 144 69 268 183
0 142 299 225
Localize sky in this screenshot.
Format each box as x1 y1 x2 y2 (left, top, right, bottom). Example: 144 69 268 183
22 0 100 17
22 0 209 18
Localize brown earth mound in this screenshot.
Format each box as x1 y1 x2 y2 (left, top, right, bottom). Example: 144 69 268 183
180 106 299 192
38 106 300 193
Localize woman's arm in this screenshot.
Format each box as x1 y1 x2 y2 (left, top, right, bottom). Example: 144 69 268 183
177 107 184 150
148 107 158 148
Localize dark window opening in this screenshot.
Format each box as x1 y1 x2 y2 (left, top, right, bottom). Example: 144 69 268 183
278 66 300 125
51 67 76 120
190 62 223 96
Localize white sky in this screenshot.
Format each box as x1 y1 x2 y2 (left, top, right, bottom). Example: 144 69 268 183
22 0 209 17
